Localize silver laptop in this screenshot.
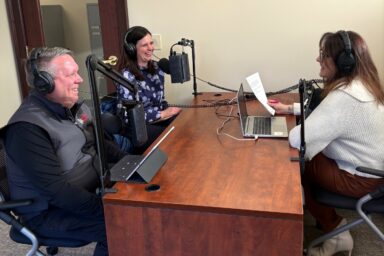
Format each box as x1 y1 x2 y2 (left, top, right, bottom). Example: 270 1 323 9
237 84 288 138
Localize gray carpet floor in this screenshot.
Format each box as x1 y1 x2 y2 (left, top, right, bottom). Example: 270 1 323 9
0 221 95 256
0 209 383 255
304 209 384 256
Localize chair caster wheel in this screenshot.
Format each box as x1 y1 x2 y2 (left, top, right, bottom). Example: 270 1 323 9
46 246 59 255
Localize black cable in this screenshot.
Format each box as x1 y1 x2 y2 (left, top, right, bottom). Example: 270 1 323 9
194 75 323 97
83 75 323 110
194 77 238 93
152 53 161 60
168 98 237 108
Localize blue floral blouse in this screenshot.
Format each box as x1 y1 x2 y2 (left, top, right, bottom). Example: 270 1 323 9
117 62 167 123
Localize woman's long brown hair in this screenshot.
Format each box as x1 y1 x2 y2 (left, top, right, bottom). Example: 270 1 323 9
320 31 384 104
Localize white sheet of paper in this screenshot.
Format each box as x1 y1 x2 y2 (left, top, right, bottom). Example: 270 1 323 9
246 72 275 116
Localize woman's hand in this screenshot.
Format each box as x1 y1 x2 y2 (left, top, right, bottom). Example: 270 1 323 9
267 99 293 114
160 107 182 120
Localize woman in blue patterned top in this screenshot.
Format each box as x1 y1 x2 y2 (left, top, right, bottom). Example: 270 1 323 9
117 26 181 153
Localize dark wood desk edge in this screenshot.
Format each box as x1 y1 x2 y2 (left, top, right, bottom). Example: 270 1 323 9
104 197 302 221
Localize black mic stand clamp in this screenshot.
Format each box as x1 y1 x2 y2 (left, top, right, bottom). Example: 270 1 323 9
298 79 307 175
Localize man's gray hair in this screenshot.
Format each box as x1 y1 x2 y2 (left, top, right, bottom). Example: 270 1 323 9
25 47 73 88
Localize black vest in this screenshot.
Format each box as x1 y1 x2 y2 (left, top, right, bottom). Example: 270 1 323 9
4 95 100 219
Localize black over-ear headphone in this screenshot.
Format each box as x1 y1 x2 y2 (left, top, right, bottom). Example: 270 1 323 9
337 30 356 74
123 27 138 59
30 48 55 94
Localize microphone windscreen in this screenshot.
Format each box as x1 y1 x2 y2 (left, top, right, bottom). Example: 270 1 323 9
127 104 148 147
169 53 190 84
158 58 170 74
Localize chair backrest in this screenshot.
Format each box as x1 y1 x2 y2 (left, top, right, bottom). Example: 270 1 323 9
0 141 10 203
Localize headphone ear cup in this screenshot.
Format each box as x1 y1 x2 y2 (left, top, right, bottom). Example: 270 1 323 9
124 42 136 59
337 51 356 74
337 31 356 74
30 48 55 94
34 71 55 94
123 27 138 59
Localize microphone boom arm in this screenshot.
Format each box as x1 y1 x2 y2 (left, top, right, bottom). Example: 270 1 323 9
87 55 138 94
86 54 140 195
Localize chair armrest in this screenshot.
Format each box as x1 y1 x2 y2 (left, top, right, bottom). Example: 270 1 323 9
356 166 384 178
0 199 33 210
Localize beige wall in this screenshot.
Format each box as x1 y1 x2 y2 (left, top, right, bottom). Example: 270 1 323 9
0 0 21 126
127 0 384 104
1 0 384 126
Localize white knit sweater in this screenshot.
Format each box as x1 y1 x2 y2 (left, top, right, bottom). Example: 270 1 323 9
289 79 384 178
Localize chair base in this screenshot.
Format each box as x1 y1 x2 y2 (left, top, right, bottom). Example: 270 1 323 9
10 226 90 255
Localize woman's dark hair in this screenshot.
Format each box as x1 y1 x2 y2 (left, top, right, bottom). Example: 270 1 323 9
320 31 384 104
118 26 155 80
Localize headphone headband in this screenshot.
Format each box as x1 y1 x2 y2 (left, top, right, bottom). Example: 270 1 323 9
30 48 42 75
339 31 352 54
124 27 137 44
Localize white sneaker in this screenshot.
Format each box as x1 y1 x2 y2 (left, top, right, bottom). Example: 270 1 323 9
309 219 353 256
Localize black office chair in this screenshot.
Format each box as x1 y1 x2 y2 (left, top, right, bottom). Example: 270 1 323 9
0 141 90 256
307 166 384 253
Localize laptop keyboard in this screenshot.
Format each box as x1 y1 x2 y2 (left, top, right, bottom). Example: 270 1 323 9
253 118 271 135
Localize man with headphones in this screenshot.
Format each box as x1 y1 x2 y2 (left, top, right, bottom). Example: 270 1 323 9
0 47 127 255
286 31 384 255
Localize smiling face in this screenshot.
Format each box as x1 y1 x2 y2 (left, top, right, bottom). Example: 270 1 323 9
46 54 83 108
135 33 154 67
316 45 337 81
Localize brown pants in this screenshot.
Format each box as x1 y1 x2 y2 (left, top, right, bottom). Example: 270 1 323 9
303 153 384 232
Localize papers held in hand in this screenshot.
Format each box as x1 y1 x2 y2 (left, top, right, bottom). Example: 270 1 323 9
246 72 276 116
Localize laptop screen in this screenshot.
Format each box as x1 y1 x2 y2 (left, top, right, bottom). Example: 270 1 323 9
237 84 249 132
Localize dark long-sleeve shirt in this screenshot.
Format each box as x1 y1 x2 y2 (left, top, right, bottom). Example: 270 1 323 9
2 91 126 220
5 122 105 219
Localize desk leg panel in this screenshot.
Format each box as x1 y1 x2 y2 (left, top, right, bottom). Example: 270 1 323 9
104 204 303 256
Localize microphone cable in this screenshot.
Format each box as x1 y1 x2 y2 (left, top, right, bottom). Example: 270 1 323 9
151 54 324 103
167 77 323 108
152 53 161 60
266 78 323 96
152 53 323 97
194 76 237 93
194 76 323 97
86 75 323 110
167 98 238 109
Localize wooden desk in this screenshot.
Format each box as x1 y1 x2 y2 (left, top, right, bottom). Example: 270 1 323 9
103 92 303 256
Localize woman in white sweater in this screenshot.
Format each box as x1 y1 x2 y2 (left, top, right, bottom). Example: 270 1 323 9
290 31 384 256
